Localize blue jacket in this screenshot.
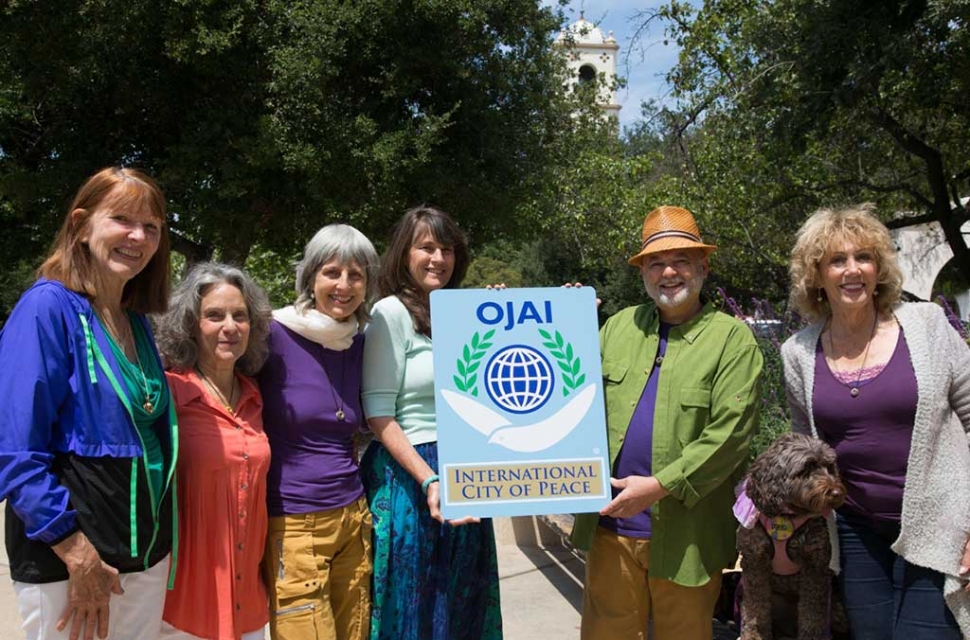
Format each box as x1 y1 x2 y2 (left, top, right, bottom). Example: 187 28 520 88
0 279 178 583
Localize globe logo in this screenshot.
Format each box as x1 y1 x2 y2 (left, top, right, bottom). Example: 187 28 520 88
484 345 555 414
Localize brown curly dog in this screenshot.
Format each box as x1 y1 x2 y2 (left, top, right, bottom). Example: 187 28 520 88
736 432 846 640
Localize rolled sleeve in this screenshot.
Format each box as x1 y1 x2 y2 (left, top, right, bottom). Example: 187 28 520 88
361 299 407 420
654 342 763 509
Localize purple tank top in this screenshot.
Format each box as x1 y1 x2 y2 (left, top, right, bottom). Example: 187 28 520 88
812 329 917 522
600 323 673 538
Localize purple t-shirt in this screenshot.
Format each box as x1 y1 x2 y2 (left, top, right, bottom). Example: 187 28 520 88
812 330 917 522
600 323 673 538
258 321 365 516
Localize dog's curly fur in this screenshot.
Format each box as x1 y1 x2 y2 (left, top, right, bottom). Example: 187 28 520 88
738 433 846 640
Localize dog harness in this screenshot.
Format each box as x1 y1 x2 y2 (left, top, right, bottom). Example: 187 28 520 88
734 482 829 576
757 514 812 575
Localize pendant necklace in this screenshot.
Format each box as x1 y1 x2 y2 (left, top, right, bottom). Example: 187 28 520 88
133 350 154 413
326 350 347 422
96 308 154 413
828 313 878 398
197 368 236 415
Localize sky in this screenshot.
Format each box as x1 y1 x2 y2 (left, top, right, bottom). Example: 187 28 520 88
548 1 683 131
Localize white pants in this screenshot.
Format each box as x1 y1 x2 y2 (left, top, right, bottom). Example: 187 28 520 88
14 555 169 640
158 621 266 640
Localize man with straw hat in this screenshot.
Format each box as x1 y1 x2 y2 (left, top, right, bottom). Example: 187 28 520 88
572 205 763 639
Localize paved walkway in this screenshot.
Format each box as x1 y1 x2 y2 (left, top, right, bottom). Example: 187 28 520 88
0 511 584 639
0 509 743 639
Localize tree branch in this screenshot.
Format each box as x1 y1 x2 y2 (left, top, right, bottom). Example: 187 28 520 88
169 230 212 264
868 107 949 206
883 213 937 229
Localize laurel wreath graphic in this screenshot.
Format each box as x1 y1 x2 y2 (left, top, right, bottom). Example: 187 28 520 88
538 328 586 396
453 329 495 396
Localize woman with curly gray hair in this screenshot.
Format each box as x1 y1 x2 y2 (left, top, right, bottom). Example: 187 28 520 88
155 262 272 640
782 203 970 638
257 224 379 640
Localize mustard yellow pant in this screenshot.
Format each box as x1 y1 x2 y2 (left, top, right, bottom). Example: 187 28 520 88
264 497 373 640
581 527 723 640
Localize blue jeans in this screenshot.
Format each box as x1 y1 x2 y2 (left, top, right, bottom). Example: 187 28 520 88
836 510 960 639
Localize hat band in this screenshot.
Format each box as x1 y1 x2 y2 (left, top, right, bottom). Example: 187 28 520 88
641 229 702 250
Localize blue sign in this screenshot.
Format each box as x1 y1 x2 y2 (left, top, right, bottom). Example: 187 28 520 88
430 287 610 519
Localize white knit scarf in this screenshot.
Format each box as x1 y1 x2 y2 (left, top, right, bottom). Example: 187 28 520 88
271 305 358 351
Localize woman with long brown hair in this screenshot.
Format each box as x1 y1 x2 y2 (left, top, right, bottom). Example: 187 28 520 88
360 206 502 640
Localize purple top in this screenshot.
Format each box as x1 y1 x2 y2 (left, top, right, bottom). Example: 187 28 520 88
812 330 916 522
258 321 365 516
600 323 673 538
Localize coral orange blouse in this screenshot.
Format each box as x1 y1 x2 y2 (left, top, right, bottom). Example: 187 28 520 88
162 370 270 639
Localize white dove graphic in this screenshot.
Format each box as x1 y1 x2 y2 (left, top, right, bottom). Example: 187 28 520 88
439 389 512 436
440 384 596 453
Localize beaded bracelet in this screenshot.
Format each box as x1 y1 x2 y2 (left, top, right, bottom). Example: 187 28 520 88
421 474 440 495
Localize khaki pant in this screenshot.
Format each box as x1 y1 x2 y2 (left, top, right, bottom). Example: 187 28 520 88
264 497 373 640
581 527 722 640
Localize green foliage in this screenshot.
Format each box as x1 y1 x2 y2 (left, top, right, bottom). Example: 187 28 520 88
243 246 301 310
0 0 577 275
647 0 970 288
463 256 524 289
750 335 792 460
0 260 38 330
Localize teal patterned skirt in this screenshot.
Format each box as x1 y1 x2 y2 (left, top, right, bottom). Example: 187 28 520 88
361 441 503 640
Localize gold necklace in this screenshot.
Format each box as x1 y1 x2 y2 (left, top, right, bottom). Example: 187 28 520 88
196 368 236 415
132 349 154 413
95 308 153 413
828 313 879 398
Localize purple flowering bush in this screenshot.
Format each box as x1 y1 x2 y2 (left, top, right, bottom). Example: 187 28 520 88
938 295 970 344
717 289 798 459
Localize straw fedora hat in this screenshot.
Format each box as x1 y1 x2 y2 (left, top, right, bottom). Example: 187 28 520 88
627 205 717 266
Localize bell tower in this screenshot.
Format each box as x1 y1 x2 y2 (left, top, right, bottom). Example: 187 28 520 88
555 12 621 119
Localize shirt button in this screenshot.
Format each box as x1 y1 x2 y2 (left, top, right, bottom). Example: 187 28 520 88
240 483 248 490
237 543 243 551
242 453 249 460
236 603 241 610
235 425 242 430
236 574 242 581
239 512 245 519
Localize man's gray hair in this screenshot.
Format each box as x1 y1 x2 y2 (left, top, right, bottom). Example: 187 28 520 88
156 262 272 375
294 224 380 325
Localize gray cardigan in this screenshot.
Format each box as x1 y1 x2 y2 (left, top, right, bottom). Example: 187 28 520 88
781 302 970 632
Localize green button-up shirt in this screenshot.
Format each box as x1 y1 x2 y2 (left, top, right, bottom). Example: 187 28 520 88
572 301 763 586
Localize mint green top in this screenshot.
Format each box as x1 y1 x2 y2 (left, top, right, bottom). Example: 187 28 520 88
362 295 438 446
572 301 763 586
98 312 168 503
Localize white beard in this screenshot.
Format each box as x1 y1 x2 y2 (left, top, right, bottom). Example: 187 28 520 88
649 273 705 310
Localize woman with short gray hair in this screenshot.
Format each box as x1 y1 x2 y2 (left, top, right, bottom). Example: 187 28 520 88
257 224 379 640
155 262 273 640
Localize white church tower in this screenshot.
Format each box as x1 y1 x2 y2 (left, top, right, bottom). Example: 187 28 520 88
554 12 621 119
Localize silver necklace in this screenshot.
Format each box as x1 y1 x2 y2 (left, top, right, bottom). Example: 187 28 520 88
828 314 878 398
324 350 347 422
